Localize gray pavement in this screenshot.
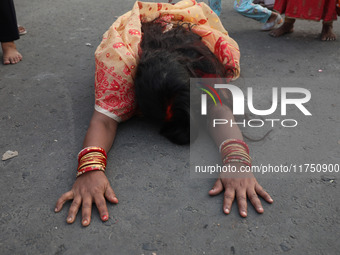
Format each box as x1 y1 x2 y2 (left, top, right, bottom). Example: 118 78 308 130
0 0 339 254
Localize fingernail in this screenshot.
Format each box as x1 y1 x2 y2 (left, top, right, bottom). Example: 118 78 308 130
102 215 108 221
225 208 230 214
241 211 247 217
67 217 72 222
54 208 58 212
258 207 263 211
83 219 88 225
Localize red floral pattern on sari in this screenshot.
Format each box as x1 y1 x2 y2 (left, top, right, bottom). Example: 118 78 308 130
157 3 162 11
214 37 237 78
113 42 125 48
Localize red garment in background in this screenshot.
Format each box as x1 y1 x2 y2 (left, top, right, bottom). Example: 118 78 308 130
274 0 337 22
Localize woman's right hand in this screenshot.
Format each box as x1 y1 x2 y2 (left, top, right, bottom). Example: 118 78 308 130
55 171 118 226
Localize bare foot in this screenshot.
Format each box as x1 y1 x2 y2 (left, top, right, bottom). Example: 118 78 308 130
267 12 278 24
1 42 22 65
321 22 336 41
269 20 294 37
261 12 283 31
18 25 27 36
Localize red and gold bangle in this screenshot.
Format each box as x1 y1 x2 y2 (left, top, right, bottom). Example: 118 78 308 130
223 158 252 167
223 154 251 163
222 153 252 166
223 156 251 163
76 165 106 177
223 155 251 162
219 139 249 154
78 146 107 163
220 139 252 167
80 152 106 160
78 161 106 171
79 154 107 162
221 144 248 154
76 146 107 177
222 148 251 161
222 149 250 158
78 153 107 167
78 154 107 168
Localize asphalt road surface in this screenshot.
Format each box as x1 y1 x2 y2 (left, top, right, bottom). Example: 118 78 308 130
1 0 339 254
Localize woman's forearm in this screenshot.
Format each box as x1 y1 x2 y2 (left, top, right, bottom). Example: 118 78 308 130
82 110 118 152
208 104 243 147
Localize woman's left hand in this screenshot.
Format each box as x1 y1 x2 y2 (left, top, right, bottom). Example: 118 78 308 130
209 171 273 217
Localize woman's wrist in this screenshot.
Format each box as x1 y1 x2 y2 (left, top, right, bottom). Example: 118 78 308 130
220 139 252 167
77 146 108 177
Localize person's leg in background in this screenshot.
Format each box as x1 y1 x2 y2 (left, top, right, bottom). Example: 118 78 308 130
269 16 295 37
234 0 282 30
270 0 337 41
0 0 22 64
321 21 336 41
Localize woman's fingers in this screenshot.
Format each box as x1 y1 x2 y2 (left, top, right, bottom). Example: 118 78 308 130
67 196 82 224
105 185 119 204
94 195 109 222
236 189 248 217
223 187 235 215
55 191 74 212
218 177 273 217
81 197 93 226
247 188 264 214
255 183 274 203
209 178 223 196
55 172 119 225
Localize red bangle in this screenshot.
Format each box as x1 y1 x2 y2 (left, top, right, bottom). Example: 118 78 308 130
219 139 249 154
223 156 251 163
77 164 106 177
77 146 108 178
224 159 252 167
77 155 107 170
78 147 107 162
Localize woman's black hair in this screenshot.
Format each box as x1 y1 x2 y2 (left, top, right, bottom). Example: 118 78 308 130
134 21 228 145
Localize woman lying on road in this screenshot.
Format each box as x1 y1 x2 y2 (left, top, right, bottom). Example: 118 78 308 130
55 0 273 226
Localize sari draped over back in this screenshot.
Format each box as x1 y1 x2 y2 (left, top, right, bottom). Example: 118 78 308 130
94 0 240 122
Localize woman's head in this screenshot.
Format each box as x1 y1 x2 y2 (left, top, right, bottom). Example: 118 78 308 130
135 21 227 144
135 48 192 144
